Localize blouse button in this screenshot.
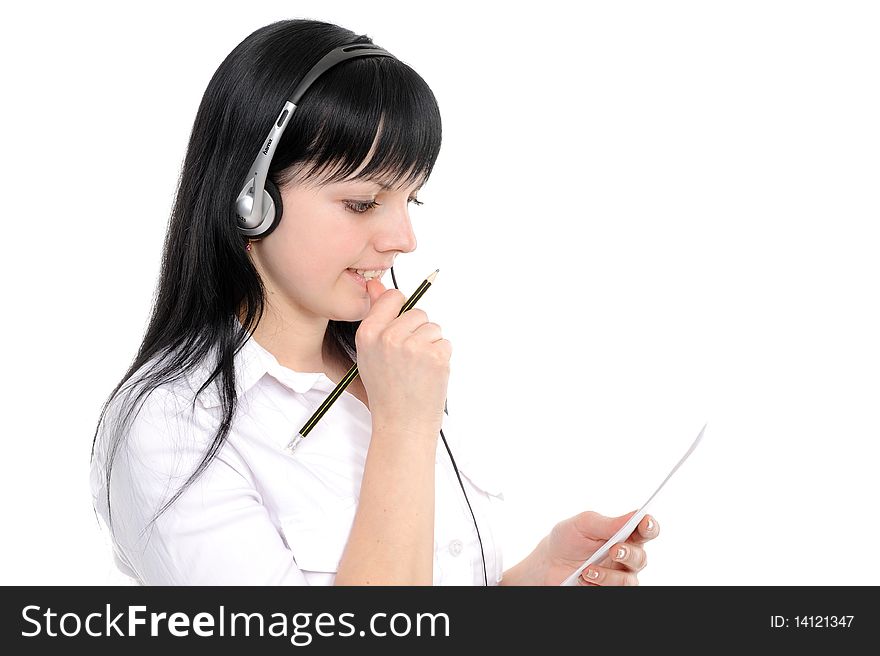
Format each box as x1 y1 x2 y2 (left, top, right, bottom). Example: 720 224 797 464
448 539 463 557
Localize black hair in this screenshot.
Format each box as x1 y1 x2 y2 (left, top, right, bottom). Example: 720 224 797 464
90 18 442 535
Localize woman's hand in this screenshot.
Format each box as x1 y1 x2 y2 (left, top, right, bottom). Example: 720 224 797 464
540 510 659 586
355 278 451 439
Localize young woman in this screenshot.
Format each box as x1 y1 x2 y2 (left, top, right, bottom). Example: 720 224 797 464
89 18 658 586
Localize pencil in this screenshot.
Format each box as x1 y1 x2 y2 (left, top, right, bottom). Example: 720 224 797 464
285 268 440 453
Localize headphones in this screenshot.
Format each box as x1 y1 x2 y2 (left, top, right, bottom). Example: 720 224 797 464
234 43 489 586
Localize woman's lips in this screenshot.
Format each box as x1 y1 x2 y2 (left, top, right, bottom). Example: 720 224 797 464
345 268 369 287
346 268 388 290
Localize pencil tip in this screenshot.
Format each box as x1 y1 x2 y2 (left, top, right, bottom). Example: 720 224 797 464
426 269 439 283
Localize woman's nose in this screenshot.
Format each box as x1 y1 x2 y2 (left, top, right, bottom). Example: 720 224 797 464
378 204 417 254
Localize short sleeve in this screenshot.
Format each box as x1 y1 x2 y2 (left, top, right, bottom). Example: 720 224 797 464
91 387 310 585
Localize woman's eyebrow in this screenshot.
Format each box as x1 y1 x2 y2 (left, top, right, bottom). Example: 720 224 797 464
354 180 426 194
334 177 426 192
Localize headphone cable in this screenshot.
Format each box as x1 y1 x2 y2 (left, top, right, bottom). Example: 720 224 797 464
440 427 489 586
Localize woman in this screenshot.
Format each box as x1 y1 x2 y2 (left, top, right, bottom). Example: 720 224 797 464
89 18 658 586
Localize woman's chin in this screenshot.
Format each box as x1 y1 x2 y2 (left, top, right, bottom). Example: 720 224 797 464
328 297 370 323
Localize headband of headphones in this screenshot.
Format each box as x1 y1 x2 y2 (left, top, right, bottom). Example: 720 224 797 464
235 43 397 236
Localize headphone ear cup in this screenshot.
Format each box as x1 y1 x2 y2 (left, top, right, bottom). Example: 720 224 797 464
250 179 284 240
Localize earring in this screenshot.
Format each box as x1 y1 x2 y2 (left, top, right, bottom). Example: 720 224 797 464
245 241 252 252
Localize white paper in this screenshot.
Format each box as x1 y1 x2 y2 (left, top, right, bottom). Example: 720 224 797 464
560 423 707 586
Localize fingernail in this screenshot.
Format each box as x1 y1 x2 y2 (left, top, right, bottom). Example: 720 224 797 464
615 546 627 561
646 517 655 531
585 569 599 580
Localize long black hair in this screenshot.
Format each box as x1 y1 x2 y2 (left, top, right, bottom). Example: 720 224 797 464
90 18 442 533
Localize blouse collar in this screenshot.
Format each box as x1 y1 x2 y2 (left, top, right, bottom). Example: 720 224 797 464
187 318 340 409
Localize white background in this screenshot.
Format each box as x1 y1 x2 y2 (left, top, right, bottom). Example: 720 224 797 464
1 1 877 585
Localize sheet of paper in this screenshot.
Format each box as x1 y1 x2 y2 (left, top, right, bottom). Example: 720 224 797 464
560 423 707 586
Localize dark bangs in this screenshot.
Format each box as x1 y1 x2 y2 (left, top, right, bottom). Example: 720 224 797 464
271 54 442 191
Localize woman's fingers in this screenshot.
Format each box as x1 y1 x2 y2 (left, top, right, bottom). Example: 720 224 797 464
610 542 647 572
626 514 659 545
579 565 639 586
411 321 443 342
577 521 653 586
573 514 657 586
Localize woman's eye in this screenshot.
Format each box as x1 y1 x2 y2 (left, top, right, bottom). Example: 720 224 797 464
344 200 380 214
343 197 424 213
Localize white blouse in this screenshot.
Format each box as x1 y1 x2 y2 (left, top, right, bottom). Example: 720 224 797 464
89 331 505 585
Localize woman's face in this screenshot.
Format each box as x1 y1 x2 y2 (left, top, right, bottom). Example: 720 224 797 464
249 172 423 323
